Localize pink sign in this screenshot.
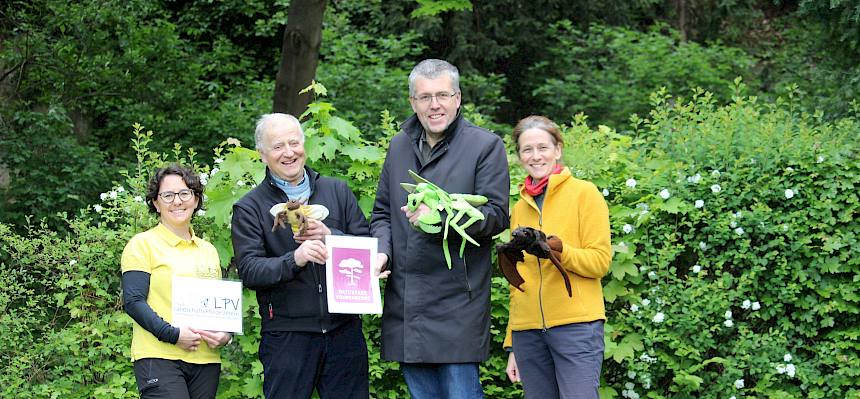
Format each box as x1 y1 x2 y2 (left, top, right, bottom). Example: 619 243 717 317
325 235 382 314
330 247 372 303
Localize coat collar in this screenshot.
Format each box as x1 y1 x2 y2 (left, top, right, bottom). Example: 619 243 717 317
402 110 465 144
519 166 572 198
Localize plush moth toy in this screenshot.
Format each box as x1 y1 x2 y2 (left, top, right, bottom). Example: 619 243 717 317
269 200 329 236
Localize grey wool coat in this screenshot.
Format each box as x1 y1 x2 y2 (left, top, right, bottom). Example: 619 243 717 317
371 112 510 363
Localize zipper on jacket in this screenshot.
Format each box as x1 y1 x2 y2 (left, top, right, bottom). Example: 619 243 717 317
463 251 473 298
268 303 273 320
536 207 547 330
309 262 327 333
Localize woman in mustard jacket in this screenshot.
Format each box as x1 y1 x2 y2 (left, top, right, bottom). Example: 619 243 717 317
504 116 612 399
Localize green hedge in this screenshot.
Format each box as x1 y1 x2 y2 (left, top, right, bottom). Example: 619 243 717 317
1 87 858 398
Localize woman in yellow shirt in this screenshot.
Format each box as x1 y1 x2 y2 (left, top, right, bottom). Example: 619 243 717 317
503 116 612 399
121 165 231 398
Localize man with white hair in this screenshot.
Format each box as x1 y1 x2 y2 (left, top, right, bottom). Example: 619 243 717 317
231 113 375 399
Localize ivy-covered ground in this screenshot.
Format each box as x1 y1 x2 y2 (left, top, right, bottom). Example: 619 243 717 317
1 86 858 398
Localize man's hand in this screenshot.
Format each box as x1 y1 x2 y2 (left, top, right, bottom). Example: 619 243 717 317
374 253 391 279
294 219 331 243
401 203 431 226
193 329 232 349
175 326 202 352
506 351 520 383
294 239 327 267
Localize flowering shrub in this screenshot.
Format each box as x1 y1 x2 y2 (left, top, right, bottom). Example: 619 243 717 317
558 86 859 398
1 85 857 398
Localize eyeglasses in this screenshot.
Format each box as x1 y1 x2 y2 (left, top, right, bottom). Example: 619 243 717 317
411 91 458 105
158 189 194 203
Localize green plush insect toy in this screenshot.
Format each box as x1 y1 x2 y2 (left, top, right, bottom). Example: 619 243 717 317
401 170 488 269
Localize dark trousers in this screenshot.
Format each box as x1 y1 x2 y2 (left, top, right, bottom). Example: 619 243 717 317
133 358 220 399
512 320 605 399
258 318 369 399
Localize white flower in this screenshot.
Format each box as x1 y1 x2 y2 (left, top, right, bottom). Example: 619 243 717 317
93 204 103 213
214 158 224 164
735 227 745 235
625 382 635 389
711 169 721 177
732 211 742 218
710 184 722 193
730 397 737 399
627 371 637 379
730 220 738 228
641 299 651 307
776 364 787 374
687 173 702 184
652 312 665 323
134 196 143 202
786 363 796 377
69 260 77 266
626 178 637 188
784 353 792 362
200 177 208 186
751 301 761 310
648 271 657 279
734 379 744 389
640 353 656 363
725 310 733 319
694 199 704 208
100 193 108 201
237 180 246 186
623 224 634 234
786 166 794 172
742 300 751 309
109 190 118 199
785 189 795 199
210 167 219 175
196 210 206 216
691 265 701 273
602 188 609 197
116 186 125 192
724 319 734 327
817 155 825 163
699 241 708 250
750 158 757 164
630 304 639 312
659 189 671 199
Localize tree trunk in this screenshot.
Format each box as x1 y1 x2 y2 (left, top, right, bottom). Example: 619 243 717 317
273 0 327 117
676 0 688 42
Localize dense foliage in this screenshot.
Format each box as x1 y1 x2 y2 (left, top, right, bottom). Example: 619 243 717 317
2 1 860 398
2 85 858 398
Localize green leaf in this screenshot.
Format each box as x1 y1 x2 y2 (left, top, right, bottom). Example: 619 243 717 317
603 279 629 302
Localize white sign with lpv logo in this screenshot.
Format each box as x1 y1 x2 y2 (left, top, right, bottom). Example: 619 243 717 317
171 276 243 334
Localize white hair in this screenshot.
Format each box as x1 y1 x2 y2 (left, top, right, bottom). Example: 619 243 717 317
254 113 304 150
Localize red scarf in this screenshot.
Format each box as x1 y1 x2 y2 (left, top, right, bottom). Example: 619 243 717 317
523 164 563 196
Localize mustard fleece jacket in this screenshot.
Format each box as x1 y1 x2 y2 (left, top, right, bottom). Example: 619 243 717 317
503 167 612 348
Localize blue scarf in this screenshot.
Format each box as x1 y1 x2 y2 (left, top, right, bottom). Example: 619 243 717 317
271 170 312 202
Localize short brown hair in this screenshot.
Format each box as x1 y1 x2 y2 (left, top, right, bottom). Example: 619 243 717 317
145 164 205 214
511 115 564 152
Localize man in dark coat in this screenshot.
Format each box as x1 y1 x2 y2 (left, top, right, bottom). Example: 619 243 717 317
371 59 510 399
231 113 371 399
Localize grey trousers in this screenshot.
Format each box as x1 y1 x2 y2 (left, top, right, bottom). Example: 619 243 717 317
512 320 605 399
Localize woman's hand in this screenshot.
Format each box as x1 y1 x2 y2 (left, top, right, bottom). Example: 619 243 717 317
175 326 202 351
506 351 520 383
194 329 232 349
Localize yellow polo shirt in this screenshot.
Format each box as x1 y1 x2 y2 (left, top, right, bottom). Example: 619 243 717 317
121 223 222 364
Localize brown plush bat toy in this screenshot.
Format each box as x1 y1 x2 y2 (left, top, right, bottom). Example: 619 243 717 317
496 226 572 297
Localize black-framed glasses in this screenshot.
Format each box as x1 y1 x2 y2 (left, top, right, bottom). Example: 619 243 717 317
158 189 194 203
411 91 458 105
